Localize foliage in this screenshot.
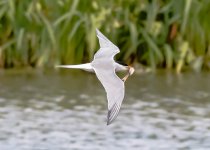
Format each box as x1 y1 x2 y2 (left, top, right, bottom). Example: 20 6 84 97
0 0 210 72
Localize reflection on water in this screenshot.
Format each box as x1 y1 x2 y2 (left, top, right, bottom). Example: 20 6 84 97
0 70 210 150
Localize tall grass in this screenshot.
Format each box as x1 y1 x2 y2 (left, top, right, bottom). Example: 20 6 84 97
0 0 210 72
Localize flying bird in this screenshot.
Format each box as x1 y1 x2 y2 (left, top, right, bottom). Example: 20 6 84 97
56 29 134 125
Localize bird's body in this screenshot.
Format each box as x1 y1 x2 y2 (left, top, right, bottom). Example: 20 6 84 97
56 29 134 125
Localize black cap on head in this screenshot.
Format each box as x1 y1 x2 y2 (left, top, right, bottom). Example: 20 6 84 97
116 61 128 66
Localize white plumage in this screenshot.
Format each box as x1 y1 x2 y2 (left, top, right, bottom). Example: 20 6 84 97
56 29 134 125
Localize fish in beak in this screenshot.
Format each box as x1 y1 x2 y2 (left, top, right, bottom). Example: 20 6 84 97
122 66 135 82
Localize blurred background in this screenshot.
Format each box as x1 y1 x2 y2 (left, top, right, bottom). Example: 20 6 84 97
0 0 210 149
0 0 210 72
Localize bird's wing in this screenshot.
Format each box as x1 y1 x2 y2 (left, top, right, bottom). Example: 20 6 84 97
92 29 124 125
92 60 125 125
93 29 120 60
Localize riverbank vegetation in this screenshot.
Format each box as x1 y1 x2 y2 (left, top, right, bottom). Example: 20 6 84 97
0 0 210 73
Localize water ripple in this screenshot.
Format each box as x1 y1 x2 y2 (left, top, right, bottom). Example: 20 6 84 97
0 71 210 149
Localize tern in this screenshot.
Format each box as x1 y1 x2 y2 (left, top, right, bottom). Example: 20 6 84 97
56 29 134 125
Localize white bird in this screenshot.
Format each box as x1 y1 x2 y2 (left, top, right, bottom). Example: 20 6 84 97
56 29 135 125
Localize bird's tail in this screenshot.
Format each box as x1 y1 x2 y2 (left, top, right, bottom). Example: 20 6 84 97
55 63 93 72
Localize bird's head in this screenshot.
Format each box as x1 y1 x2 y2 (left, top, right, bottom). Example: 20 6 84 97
122 65 135 82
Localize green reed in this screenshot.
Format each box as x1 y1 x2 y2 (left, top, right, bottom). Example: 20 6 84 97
0 0 210 72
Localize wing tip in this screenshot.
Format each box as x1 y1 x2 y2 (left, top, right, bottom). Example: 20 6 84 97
95 28 102 40
96 28 100 34
107 109 113 125
107 114 113 125
106 103 121 125
107 120 111 125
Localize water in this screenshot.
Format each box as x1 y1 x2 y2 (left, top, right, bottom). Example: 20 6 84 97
0 69 210 150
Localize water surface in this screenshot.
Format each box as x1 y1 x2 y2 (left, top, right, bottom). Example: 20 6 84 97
0 69 210 150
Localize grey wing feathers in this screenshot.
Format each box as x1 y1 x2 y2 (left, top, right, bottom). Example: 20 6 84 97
92 61 125 125
107 102 122 125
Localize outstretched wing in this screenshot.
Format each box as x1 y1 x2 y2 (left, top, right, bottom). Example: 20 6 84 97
94 29 120 60
92 60 125 125
91 29 124 125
